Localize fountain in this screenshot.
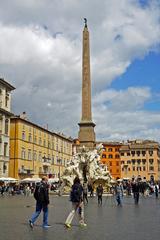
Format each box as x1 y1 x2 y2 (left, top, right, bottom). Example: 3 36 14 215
59 143 112 194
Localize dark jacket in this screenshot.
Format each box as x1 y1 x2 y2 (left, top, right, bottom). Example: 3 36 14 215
96 186 103 196
34 182 49 205
70 183 83 203
132 182 140 193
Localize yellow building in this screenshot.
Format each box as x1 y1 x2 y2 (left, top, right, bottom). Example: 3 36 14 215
120 140 160 181
9 113 73 180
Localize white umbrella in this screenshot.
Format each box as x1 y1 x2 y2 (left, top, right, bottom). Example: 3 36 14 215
20 177 41 183
0 177 18 182
48 178 59 183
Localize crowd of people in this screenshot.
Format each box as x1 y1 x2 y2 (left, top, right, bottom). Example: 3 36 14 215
1 176 160 230
27 176 160 229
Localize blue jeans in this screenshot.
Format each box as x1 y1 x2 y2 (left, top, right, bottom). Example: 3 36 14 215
31 202 48 226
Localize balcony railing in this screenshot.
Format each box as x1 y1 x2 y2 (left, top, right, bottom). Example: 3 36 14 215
18 169 34 175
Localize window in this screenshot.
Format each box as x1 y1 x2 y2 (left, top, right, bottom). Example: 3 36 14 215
22 132 25 140
21 148 26 159
39 152 42 161
121 152 124 156
52 156 54 165
28 133 32 142
132 159 135 165
115 154 120 159
133 166 135 171
39 138 42 145
116 169 119 173
102 154 106 158
115 148 119 152
142 151 146 156
143 166 146 171
109 161 112 166
5 93 9 107
5 119 9 135
149 159 154 164
127 160 131 164
136 151 140 156
43 139 46 147
131 151 135 156
34 136 37 144
116 162 119 166
149 150 153 156
137 159 141 165
127 152 130 156
108 154 113 159
108 148 113 152
28 149 32 160
33 151 37 161
4 143 8 156
142 159 146 165
3 163 7 174
149 166 154 171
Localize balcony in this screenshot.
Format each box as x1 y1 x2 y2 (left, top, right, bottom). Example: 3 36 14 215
18 169 34 175
42 156 51 166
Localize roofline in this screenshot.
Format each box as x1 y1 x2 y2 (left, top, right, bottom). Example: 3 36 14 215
0 108 14 117
96 141 123 146
11 116 73 142
0 78 15 91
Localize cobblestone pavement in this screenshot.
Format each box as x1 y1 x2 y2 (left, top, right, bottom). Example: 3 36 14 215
0 194 160 240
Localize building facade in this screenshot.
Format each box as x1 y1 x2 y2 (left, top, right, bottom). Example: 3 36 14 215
0 78 15 177
9 114 73 180
100 142 122 179
120 140 160 181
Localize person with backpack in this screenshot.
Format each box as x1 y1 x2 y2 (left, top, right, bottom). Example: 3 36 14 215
65 176 87 228
28 176 50 229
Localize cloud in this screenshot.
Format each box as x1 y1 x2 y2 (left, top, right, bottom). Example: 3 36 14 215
0 0 160 141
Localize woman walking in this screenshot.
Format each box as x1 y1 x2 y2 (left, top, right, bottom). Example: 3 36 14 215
65 176 87 228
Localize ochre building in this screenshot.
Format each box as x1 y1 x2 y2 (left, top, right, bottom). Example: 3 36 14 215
100 142 122 179
9 114 73 180
120 140 160 181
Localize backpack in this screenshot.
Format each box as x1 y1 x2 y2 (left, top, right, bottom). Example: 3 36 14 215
70 183 82 202
34 183 45 202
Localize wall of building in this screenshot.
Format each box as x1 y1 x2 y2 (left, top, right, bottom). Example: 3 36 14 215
9 117 73 180
100 143 121 179
120 141 160 181
0 80 14 177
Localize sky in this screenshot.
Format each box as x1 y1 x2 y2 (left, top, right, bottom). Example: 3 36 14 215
0 0 160 142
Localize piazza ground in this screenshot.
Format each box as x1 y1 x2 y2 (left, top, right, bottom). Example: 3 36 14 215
0 194 160 240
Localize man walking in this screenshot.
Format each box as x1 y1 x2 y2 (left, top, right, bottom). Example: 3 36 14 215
29 176 50 229
96 184 103 205
132 180 140 204
115 180 123 206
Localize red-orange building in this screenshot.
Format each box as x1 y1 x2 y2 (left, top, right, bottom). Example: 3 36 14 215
98 142 122 179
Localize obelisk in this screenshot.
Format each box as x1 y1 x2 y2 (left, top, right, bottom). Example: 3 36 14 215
78 19 96 149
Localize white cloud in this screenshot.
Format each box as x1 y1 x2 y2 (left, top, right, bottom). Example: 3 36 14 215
0 0 160 141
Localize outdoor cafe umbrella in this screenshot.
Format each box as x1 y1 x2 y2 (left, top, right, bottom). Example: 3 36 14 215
0 177 18 182
20 177 41 183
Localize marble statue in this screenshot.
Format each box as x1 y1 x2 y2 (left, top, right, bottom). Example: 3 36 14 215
60 143 112 193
